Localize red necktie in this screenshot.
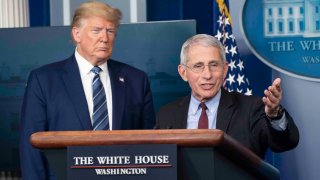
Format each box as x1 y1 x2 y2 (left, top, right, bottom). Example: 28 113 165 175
198 102 208 129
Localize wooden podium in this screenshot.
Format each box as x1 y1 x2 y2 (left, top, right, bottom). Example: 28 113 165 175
30 129 279 180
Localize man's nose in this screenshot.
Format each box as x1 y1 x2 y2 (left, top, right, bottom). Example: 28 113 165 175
100 32 109 42
201 65 212 78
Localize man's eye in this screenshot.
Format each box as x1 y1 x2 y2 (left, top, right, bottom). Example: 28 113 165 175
209 63 218 67
193 64 203 69
107 29 116 34
92 29 100 34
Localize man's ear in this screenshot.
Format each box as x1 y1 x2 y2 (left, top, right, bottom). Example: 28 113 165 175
178 65 188 82
223 61 229 79
72 27 81 43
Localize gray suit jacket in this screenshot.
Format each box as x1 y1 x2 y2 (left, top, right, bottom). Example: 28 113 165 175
156 88 299 158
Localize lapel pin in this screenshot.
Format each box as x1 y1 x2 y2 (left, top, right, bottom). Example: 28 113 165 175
119 77 124 82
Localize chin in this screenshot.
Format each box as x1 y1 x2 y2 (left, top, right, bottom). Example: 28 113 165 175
97 55 110 60
96 51 111 56
202 92 217 100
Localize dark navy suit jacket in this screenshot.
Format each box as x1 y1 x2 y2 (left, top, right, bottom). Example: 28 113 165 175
19 55 155 179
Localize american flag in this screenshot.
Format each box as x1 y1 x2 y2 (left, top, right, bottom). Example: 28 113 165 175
213 0 252 95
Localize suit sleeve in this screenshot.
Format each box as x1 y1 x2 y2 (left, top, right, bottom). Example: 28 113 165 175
155 104 173 129
250 99 299 155
267 109 300 152
19 71 53 179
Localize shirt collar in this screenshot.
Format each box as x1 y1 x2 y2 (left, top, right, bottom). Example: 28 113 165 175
189 89 222 115
75 49 108 77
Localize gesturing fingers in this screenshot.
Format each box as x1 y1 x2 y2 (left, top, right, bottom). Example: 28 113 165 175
263 89 279 108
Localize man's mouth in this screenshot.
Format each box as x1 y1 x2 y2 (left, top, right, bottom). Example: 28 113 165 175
97 47 109 51
201 83 214 90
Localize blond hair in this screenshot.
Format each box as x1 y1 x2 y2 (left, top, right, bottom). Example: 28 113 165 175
71 1 122 28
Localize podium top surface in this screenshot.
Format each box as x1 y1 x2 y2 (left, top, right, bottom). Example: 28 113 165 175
31 129 226 148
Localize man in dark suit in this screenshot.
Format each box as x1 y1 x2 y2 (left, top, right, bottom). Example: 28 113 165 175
156 34 299 158
19 2 155 179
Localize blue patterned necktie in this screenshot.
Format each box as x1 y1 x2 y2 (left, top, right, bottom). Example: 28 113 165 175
91 66 109 130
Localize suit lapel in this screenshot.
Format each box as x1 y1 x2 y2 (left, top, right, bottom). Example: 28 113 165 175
108 60 125 130
216 88 234 131
62 55 92 130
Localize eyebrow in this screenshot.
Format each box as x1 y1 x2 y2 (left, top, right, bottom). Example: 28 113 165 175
192 59 221 64
91 26 103 30
90 26 116 30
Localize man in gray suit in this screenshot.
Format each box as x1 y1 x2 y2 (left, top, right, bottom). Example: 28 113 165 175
156 34 299 158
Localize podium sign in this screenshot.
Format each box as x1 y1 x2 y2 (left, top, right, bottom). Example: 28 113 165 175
67 144 177 180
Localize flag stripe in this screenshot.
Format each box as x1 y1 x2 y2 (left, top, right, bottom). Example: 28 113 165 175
213 0 252 96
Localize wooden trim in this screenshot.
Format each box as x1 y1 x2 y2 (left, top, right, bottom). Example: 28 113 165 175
30 129 225 148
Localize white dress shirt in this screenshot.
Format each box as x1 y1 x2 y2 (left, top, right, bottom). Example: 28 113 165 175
75 50 113 129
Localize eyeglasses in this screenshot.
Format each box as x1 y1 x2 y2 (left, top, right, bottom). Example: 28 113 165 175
183 62 224 73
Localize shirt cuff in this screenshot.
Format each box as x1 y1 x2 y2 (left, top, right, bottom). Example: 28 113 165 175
269 113 288 131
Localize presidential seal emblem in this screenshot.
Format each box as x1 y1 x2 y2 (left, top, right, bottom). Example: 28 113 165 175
240 0 320 82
